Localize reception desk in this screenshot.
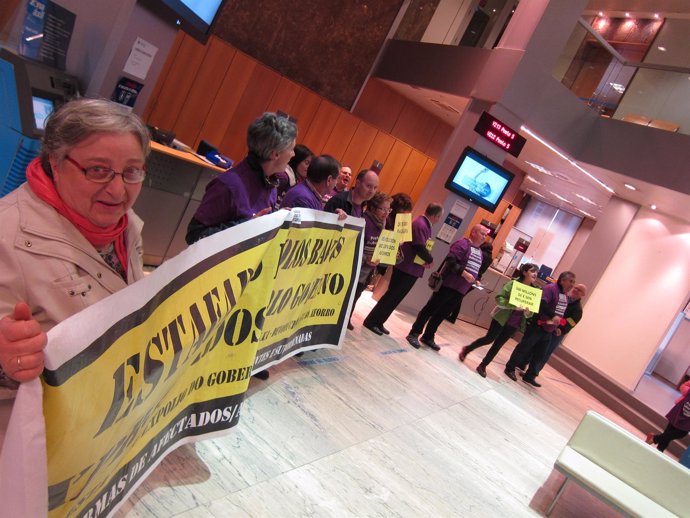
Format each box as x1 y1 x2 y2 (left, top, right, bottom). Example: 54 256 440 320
456 267 512 329
133 142 225 265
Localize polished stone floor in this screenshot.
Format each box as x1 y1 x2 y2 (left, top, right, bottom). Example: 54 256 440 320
116 291 637 517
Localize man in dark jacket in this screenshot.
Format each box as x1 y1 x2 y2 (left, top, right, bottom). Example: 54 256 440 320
363 203 443 335
324 169 378 217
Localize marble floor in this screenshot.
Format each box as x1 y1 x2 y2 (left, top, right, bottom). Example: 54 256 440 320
115 291 641 517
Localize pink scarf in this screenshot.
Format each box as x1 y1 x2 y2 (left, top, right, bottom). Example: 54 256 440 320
26 158 129 277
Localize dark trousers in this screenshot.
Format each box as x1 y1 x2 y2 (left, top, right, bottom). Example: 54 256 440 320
349 281 368 324
410 286 463 340
532 333 565 376
364 268 417 327
506 324 552 379
464 319 518 367
653 423 689 452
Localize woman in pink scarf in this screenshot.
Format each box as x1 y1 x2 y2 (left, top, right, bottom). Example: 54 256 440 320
0 98 150 446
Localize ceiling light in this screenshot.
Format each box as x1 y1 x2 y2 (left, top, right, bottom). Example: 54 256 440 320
575 194 600 207
654 13 660 19
525 161 553 176
527 190 545 198
520 126 615 194
625 12 630 17
658 46 667 52
598 12 604 17
651 204 657 210
624 183 637 190
576 208 596 219
525 175 542 184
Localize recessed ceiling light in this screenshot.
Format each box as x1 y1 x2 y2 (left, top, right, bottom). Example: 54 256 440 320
658 46 667 52
575 194 600 207
654 13 660 19
549 191 572 203
651 204 657 210
598 12 604 17
625 12 630 17
624 183 637 190
525 175 542 185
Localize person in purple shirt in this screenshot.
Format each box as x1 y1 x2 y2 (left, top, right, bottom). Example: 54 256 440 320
363 203 444 336
406 224 489 350
281 155 340 210
324 169 379 218
185 112 297 245
504 270 576 387
275 144 313 206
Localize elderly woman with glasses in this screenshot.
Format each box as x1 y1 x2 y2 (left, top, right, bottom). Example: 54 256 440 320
0 98 151 444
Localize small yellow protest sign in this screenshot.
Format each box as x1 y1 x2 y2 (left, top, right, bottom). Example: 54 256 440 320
413 239 434 265
508 281 542 313
372 229 399 265
394 213 412 243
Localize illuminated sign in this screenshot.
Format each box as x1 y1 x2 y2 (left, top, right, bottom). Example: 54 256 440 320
474 112 526 158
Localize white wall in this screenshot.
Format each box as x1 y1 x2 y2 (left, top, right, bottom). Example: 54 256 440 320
564 208 690 390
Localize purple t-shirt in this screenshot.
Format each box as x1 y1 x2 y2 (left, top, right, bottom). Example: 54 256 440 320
193 158 276 226
395 215 431 278
281 181 323 210
442 238 482 294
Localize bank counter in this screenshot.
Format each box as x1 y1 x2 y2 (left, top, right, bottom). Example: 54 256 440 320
134 142 225 266
456 267 513 329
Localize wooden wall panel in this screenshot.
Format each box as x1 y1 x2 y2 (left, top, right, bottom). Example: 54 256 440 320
393 102 440 155
361 132 395 180
352 78 402 134
290 88 321 142
143 32 185 122
321 111 359 159
146 35 207 131
340 122 378 175
391 149 428 195
302 100 341 154
173 39 237 147
218 63 282 161
379 140 412 195
143 36 440 205
198 52 257 156
266 76 302 116
410 158 436 202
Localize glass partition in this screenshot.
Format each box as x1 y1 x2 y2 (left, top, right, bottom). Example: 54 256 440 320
554 16 690 136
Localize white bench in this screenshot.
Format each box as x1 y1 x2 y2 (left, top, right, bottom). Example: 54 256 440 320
546 410 690 517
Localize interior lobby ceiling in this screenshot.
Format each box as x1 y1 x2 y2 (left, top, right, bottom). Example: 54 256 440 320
381 79 690 223
584 0 690 19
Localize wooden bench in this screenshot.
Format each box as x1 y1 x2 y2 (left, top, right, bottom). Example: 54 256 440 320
546 410 690 517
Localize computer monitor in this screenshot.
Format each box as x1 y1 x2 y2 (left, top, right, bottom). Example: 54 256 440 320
32 95 55 131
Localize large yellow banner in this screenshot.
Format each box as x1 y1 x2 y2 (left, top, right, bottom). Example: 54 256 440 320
2 209 363 518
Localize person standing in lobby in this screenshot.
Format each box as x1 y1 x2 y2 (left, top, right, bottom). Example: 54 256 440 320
406 223 489 350
324 169 378 217
281 154 341 210
504 271 576 387
0 98 151 447
363 203 444 336
185 112 297 244
185 112 297 380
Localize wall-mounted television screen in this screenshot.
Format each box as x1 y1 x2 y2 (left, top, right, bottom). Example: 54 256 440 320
145 0 225 42
32 95 54 131
444 146 514 213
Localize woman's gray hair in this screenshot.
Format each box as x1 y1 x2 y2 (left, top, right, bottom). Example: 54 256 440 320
40 98 151 171
247 112 298 161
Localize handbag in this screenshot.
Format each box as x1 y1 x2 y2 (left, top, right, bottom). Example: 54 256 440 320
428 271 443 291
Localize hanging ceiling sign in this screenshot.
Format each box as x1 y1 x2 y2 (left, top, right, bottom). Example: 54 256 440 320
474 112 527 158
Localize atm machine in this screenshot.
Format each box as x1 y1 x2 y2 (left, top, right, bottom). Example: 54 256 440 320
0 47 80 196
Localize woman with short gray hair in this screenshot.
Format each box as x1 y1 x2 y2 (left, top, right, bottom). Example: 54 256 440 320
186 112 297 244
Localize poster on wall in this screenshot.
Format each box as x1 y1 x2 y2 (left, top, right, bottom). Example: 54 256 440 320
20 0 76 70
111 77 144 109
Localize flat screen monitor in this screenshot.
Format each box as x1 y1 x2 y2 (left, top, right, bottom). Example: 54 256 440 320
147 0 225 42
32 95 54 131
444 146 514 213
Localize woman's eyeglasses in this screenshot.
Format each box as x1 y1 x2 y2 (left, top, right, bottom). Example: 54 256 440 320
374 206 392 213
64 155 146 184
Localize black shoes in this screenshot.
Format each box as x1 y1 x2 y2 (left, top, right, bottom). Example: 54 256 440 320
253 370 270 380
420 336 440 351
363 321 384 336
458 346 469 362
347 322 354 330
476 364 487 378
406 334 421 349
379 324 391 335
504 369 517 382
521 374 541 387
